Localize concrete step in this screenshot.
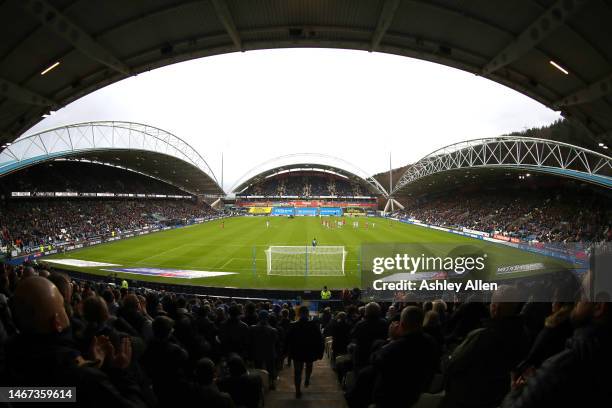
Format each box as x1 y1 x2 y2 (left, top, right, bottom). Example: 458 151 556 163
265 358 347 408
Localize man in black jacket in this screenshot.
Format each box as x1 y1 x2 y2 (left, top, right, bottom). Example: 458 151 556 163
350 302 389 369
5 277 147 408
328 311 351 363
442 285 529 408
141 315 191 407
286 305 324 398
502 280 612 408
249 310 279 389
371 306 440 408
219 303 250 358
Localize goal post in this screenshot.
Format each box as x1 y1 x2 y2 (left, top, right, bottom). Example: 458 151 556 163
265 245 347 276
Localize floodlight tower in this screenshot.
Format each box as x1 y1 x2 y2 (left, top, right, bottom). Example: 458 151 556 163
383 152 404 214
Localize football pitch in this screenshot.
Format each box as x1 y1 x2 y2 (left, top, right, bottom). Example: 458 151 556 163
43 216 570 290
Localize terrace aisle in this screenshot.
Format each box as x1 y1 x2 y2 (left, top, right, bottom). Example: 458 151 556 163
266 359 348 408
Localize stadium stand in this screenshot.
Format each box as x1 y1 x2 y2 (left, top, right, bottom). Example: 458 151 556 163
239 172 366 199
0 263 609 408
0 199 216 254
0 161 188 197
0 148 609 408
0 159 221 257
392 183 611 245
1 0 612 405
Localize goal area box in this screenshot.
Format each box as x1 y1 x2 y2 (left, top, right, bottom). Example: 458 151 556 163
265 246 347 276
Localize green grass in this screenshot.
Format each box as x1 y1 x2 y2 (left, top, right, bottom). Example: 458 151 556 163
43 216 571 290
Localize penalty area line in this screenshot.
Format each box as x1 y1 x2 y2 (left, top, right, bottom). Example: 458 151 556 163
218 258 234 270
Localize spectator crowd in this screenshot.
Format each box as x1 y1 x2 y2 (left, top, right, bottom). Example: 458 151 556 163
240 173 366 198
0 261 325 407
0 161 188 197
393 189 611 244
1 199 217 252
0 261 610 407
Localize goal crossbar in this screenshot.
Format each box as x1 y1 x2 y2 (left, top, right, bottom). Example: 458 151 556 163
265 245 347 276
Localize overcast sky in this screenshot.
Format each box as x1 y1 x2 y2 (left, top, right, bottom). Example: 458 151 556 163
24 49 560 191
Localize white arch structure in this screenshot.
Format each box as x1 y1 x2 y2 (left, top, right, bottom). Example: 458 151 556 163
231 153 388 197
0 121 221 194
393 136 612 194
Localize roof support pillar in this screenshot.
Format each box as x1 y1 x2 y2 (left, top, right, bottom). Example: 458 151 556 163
371 0 401 51
211 0 242 51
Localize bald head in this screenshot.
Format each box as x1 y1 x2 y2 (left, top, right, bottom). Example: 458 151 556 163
13 277 70 335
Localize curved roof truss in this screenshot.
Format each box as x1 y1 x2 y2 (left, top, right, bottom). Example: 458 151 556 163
0 121 222 195
231 153 388 197
393 136 612 193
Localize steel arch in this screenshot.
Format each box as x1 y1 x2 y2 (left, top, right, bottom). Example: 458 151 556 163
231 153 388 197
0 121 219 186
392 137 612 193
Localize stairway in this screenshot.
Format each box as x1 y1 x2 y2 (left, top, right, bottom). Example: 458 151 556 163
265 359 348 408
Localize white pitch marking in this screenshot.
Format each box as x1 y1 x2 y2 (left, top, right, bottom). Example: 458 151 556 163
219 258 234 270
45 259 120 267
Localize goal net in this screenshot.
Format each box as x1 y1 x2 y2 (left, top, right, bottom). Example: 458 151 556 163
265 246 347 276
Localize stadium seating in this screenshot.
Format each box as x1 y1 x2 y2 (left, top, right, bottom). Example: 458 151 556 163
0 263 609 407
239 172 368 198
0 199 217 254
0 135 609 408
393 187 611 245
0 161 186 196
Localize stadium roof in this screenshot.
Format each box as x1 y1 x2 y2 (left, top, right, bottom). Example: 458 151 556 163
231 153 388 196
0 121 223 195
392 136 612 193
396 166 611 197
0 0 611 150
